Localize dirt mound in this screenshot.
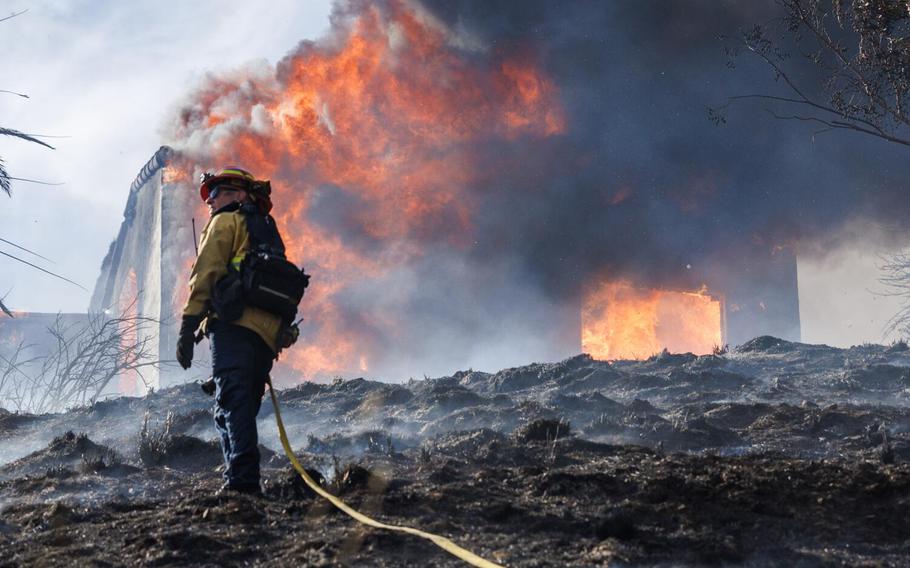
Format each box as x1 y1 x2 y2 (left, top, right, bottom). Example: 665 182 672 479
406 383 485 413
0 408 43 435
736 335 799 353
649 349 697 365
333 463 384 494
166 409 212 435
845 364 910 391
514 418 572 442
0 431 118 479
432 428 507 460
139 434 223 471
702 403 775 430
306 430 402 456
662 416 743 451
266 466 326 501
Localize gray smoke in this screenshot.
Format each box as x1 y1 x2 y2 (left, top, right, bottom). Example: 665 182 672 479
168 1 910 379
416 1 910 291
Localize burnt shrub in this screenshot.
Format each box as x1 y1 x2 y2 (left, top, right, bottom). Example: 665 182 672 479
513 418 572 443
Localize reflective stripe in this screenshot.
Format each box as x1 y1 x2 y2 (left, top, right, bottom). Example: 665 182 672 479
258 284 292 300
231 254 244 270
221 168 255 180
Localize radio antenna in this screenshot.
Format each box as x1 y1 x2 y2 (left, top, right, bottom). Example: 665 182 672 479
191 218 199 256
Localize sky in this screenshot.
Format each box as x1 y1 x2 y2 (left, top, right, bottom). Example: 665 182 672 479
0 0 907 350
799 238 906 347
0 0 333 312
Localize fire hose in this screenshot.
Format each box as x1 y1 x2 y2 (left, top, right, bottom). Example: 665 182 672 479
267 381 504 568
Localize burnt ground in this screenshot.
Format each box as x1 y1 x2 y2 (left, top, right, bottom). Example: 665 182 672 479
1 336 910 566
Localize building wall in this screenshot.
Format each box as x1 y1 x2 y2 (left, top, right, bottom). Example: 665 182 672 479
698 243 802 347
90 146 198 391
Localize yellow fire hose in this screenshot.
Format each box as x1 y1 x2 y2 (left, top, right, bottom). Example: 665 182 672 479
267 384 504 568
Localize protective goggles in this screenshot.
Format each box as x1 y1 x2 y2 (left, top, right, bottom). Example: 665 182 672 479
207 184 244 200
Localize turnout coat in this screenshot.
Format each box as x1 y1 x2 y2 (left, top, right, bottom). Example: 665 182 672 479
182 207 282 353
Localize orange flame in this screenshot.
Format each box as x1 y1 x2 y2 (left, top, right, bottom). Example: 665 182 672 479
582 280 724 360
118 269 140 395
170 1 565 380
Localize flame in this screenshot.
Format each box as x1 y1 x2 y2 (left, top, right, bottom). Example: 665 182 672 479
171 255 195 316
610 186 632 206
169 1 564 379
0 322 25 347
582 280 723 360
118 269 140 395
161 165 190 185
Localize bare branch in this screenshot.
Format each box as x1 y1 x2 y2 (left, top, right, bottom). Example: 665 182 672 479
0 237 54 263
785 0 910 128
879 251 910 338
0 159 10 197
729 2 910 341
0 127 55 150
0 9 28 24
0 250 86 290
0 297 12 318
759 106 910 147
743 40 896 137
728 2 910 148
3 177 65 186
0 304 164 413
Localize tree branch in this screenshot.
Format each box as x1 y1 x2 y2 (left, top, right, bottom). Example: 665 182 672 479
0 9 28 24
0 249 86 290
0 127 55 150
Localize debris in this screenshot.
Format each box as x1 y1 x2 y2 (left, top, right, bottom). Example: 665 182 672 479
1 340 909 564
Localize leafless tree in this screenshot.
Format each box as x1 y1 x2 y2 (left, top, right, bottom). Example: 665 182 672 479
879 251 910 337
719 1 910 339
0 305 161 414
0 340 39 406
716 1 910 146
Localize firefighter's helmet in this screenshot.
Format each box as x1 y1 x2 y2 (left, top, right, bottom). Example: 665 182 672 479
199 167 255 201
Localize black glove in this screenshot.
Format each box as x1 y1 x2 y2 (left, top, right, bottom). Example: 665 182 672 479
176 315 203 370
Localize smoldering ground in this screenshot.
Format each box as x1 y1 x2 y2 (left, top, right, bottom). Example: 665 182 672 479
2 338 910 565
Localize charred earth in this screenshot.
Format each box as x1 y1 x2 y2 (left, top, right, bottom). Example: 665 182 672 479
1 337 909 566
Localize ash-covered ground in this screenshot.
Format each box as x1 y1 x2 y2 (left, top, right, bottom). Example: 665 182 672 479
1 336 909 566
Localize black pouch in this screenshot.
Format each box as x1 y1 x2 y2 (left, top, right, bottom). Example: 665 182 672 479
241 251 309 320
212 268 245 322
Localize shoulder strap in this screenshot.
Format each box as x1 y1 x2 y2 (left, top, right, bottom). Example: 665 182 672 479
212 201 241 216
240 203 286 256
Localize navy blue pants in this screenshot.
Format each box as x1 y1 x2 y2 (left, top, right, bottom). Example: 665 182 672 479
209 320 274 490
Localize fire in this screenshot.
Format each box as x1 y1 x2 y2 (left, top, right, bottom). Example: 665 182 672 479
582 280 723 360
169 1 565 379
118 269 141 395
161 165 190 185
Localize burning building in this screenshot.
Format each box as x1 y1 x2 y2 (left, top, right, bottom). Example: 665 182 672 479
88 147 197 392
89 143 800 391
80 0 826 391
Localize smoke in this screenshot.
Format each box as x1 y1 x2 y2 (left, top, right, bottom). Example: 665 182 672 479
422 0 910 280
162 0 910 378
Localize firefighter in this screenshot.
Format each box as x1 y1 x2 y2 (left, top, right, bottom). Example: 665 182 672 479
176 167 283 496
